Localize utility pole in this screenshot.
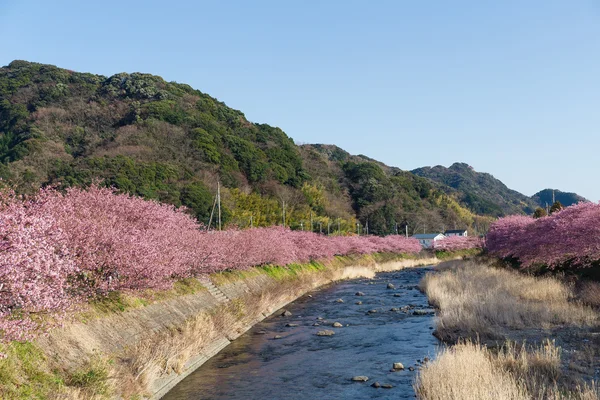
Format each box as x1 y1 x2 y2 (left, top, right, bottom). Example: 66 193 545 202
356 222 360 235
300 222 304 231
405 224 408 238
281 200 286 226
207 190 218 231
327 222 331 235
250 214 253 228
217 181 222 231
338 219 341 234
365 219 369 235
395 222 398 235
310 212 313 233
319 221 322 234
552 190 555 204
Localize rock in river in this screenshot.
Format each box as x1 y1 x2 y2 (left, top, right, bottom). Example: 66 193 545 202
335 298 344 303
413 309 434 316
387 283 395 289
281 310 292 317
355 291 365 296
332 322 343 328
371 382 381 388
351 376 369 382
316 330 335 336
392 362 404 370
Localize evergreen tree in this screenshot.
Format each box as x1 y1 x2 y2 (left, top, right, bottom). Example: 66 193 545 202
549 201 564 214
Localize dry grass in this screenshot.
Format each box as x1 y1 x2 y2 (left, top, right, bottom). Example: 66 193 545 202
420 262 597 341
577 281 600 308
415 341 529 400
415 340 599 400
417 261 600 400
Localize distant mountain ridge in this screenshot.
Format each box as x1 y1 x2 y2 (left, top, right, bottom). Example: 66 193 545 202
0 60 584 236
411 162 587 217
411 162 538 217
0 60 488 236
532 189 587 208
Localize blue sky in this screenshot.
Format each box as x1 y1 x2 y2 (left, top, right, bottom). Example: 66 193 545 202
1 1 599 200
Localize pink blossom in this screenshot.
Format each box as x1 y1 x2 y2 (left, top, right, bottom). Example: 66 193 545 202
0 185 422 341
486 202 600 269
432 236 484 251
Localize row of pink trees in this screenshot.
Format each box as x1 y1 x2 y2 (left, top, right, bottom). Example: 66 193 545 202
0 185 421 341
486 202 600 269
432 235 484 252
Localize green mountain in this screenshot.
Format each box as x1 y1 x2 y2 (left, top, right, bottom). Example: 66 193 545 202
532 189 587 208
411 162 538 217
0 60 523 235
299 144 493 235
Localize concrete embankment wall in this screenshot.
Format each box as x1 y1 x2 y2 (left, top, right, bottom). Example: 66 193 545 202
38 256 448 399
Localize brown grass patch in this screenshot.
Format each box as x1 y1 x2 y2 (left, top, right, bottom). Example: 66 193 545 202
420 262 597 341
415 340 599 400
577 281 600 308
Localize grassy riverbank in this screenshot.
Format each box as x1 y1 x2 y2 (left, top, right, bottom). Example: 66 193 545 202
1 251 449 400
416 261 600 399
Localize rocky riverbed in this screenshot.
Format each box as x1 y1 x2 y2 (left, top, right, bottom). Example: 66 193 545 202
163 267 439 400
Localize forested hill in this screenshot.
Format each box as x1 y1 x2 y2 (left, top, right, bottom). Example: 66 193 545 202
532 189 588 208
411 162 539 217
0 60 538 235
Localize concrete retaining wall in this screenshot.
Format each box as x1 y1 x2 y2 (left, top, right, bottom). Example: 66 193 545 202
38 256 447 399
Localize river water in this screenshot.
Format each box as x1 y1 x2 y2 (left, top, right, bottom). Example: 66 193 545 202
164 267 439 400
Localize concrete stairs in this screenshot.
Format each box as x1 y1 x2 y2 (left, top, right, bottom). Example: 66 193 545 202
199 277 230 304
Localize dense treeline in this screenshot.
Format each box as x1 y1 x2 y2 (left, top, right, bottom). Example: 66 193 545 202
0 185 421 341
487 202 600 272
412 162 538 216
0 60 491 234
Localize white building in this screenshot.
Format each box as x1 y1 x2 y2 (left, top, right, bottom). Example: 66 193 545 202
412 233 446 248
444 229 468 237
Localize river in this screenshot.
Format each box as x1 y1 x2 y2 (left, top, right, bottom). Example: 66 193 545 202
163 266 439 400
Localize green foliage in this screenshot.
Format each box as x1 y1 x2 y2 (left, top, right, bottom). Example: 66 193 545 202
0 61 503 235
180 182 214 222
549 201 563 214
0 341 65 399
47 156 226 222
532 189 587 208
224 135 268 182
533 207 547 219
65 354 111 397
343 161 392 209
301 182 327 213
412 162 537 216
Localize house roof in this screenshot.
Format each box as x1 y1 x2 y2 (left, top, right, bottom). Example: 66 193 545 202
412 233 444 239
444 229 467 234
